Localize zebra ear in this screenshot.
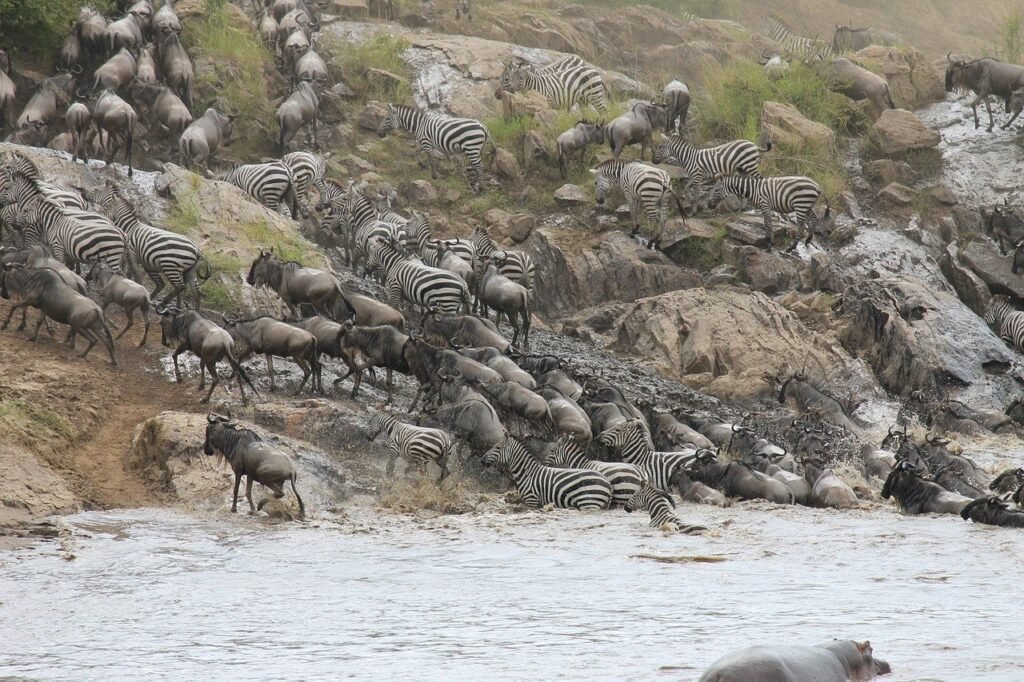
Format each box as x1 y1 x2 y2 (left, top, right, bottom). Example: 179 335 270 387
588 168 597 174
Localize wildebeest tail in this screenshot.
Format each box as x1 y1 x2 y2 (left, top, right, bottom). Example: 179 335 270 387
290 472 306 519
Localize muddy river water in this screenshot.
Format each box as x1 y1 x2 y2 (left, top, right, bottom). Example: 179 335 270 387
2 502 1023 680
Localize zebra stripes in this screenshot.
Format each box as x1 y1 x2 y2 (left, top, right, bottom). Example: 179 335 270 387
470 227 533 294
543 436 641 505
708 175 824 247
92 185 209 305
499 59 607 111
985 296 1024 354
367 411 453 482
406 212 476 266
217 161 298 219
366 239 470 314
624 481 705 533
597 419 694 493
590 160 686 238
483 437 613 510
377 104 493 192
652 136 769 184
762 15 832 61
282 151 326 216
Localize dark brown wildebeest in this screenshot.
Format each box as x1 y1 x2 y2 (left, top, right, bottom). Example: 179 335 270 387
961 494 1024 528
86 261 151 345
334 320 409 401
946 54 1024 131
178 107 236 172
881 459 971 515
224 316 321 394
159 306 257 404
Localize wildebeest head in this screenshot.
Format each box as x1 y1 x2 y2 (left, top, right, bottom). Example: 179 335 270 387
880 423 908 452
246 249 278 287
203 412 232 455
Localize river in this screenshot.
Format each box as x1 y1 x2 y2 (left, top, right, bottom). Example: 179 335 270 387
2 502 1023 680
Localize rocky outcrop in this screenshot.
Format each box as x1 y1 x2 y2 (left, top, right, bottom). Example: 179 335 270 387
603 288 866 402
872 109 941 154
528 229 702 316
863 159 917 186
761 101 835 149
878 182 917 206
940 243 992 315
960 239 1024 299
853 46 944 109
841 277 1014 395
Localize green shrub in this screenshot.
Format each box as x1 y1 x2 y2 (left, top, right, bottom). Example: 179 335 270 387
0 0 113 62
329 33 412 102
582 0 738 20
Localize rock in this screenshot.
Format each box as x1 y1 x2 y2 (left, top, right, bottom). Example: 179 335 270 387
605 288 870 402
842 276 1014 394
864 159 917 186
854 46 945 109
327 0 368 17
760 101 835 150
952 206 983 235
836 191 862 219
960 239 1024 299
527 229 702 315
408 179 438 204
358 103 386 131
926 185 959 206
493 148 521 180
495 88 551 121
658 218 719 264
727 245 799 294
345 154 376 173
726 217 770 248
872 109 941 154
522 130 552 168
484 208 512 239
554 183 588 205
506 214 537 243
940 243 992 315
878 182 918 206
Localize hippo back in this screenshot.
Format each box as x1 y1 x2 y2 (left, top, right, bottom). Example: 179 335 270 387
699 644 846 682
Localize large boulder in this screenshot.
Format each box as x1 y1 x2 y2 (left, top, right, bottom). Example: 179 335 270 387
863 159 917 186
761 101 835 149
940 243 992 315
960 239 1024 299
528 228 702 316
841 277 1014 395
853 46 945 109
604 288 868 402
872 109 941 154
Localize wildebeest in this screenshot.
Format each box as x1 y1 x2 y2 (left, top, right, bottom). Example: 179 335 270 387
989 467 1024 494
135 43 159 84
246 250 339 318
427 371 507 455
831 25 899 53
662 80 690 134
981 199 1024 254
0 263 116 364
927 398 1014 435
17 72 77 129
203 414 305 519
777 373 864 435
334 320 410 401
538 385 592 442
945 54 1024 131
65 102 92 163
480 380 551 435
178 107 236 172
75 7 108 61
104 10 144 54
881 459 971 515
153 0 182 38
422 308 510 352
86 261 151 345
225 316 321 393
293 49 328 90
606 101 669 160
686 449 794 504
276 79 319 153
960 495 1024 528
799 455 858 508
157 31 193 110
159 307 257 404
457 345 534 388
860 442 896 480
534 368 582 401
403 337 503 410
259 10 279 50
474 254 531 349
130 80 192 139
556 120 603 179
90 89 137 177
700 640 891 682
821 57 895 112
92 47 137 92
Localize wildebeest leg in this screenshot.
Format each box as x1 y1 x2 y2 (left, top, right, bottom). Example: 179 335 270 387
386 367 393 404
985 97 996 132
231 471 242 512
266 353 276 391
291 478 305 519
201 360 219 404
76 326 99 358
172 347 185 382
139 304 150 346
28 312 48 342
116 305 134 339
1002 107 1024 130
294 356 311 394
245 475 256 513
2 303 27 330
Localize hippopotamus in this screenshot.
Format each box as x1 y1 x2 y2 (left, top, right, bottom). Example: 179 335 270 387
699 640 891 682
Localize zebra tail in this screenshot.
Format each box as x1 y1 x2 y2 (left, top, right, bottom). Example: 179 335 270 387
759 140 773 153
196 255 212 282
670 188 688 221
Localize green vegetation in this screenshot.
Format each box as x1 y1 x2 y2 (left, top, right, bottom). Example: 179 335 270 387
993 10 1022 64
329 33 413 102
0 0 113 62
584 0 738 20
0 399 74 448
202 252 245 312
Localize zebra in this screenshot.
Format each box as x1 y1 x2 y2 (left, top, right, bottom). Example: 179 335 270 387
346 190 406 274
498 59 607 112
367 411 454 482
651 135 771 187
0 156 86 209
470 227 533 294
315 177 348 214
483 437 613 510
985 296 1024 355
590 160 687 242
706 174 826 249
624 480 706 534
377 104 495 192
216 161 299 219
597 419 696 493
366 238 470 314
282 150 326 217
761 14 832 61
3 173 125 272
92 184 210 305
542 435 642 505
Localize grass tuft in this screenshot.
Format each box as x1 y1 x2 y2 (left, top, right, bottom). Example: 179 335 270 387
0 399 74 448
329 34 413 102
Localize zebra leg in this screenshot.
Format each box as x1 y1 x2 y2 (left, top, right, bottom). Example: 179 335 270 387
761 205 775 251
629 199 641 237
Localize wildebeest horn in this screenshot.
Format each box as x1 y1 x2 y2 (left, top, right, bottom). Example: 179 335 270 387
947 51 954 63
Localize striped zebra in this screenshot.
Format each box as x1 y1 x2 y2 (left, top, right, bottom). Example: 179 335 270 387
624 480 706 534
499 58 607 111
367 411 454 482
406 212 476 265
282 151 326 217
597 419 695 493
377 104 494 192
346 191 406 274
652 135 770 185
3 173 125 272
706 175 826 248
590 160 687 240
542 435 641 505
315 178 348 213
216 161 299 219
92 184 210 305
762 14 832 61
470 227 533 294
366 238 470 314
985 296 1024 355
1 157 86 209
483 437 613 510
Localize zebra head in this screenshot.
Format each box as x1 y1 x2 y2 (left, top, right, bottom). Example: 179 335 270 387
365 410 392 441
377 104 400 138
596 417 646 449
985 296 1012 326
651 138 675 165
623 481 674 513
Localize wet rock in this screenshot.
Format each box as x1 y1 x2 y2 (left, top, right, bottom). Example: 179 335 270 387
854 46 944 109
760 101 835 149
408 179 438 204
841 276 1014 394
727 245 799 294
864 159 917 186
940 243 992 315
528 229 702 315
358 103 386 131
554 183 588 205
494 148 521 180
726 216 770 248
960 239 1024 299
605 288 868 402
872 109 941 153
926 184 959 206
878 182 917 206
